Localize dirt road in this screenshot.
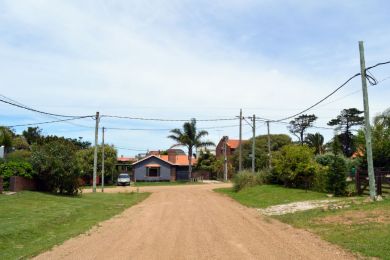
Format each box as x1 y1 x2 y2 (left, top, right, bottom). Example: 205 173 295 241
35 184 354 260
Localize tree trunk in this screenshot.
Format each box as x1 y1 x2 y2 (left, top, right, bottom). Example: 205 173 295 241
188 147 193 181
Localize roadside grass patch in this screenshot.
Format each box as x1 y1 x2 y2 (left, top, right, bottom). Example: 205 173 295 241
274 198 390 259
0 191 149 260
215 185 327 208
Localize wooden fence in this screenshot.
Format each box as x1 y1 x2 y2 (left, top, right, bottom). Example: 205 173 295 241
356 168 390 195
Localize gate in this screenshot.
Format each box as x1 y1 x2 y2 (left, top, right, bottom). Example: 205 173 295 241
356 168 390 195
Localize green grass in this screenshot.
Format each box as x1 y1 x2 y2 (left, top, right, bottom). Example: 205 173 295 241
0 191 150 259
132 181 203 187
215 185 327 208
274 198 390 259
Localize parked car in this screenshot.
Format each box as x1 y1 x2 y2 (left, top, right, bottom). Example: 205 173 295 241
117 173 131 186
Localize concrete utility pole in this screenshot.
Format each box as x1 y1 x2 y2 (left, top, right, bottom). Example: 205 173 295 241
92 111 99 193
267 121 272 169
101 127 105 193
223 136 228 182
252 114 256 173
239 109 243 172
359 41 376 200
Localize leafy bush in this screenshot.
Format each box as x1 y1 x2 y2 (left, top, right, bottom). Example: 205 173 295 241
31 139 81 195
6 150 32 162
0 161 35 189
272 145 322 190
233 170 269 192
346 182 357 197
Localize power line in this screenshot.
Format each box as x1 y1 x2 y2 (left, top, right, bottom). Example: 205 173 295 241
6 116 94 128
0 96 89 118
104 124 239 131
115 146 148 152
101 115 237 122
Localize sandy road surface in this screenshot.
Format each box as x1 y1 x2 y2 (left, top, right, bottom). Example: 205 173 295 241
35 184 355 260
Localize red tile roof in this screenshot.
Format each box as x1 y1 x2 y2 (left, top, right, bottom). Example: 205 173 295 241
117 157 136 162
160 155 197 166
226 139 240 149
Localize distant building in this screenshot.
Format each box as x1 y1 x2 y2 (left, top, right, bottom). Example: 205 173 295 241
215 137 245 158
116 155 137 173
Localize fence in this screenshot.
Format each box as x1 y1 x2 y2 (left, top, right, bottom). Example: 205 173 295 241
356 168 390 195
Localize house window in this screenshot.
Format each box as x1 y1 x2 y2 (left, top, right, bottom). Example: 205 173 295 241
147 167 160 177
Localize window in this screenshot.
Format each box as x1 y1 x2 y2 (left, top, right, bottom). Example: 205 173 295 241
147 167 160 177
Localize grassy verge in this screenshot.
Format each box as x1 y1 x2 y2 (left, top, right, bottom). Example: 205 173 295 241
132 181 203 187
275 198 390 259
215 185 327 208
0 191 150 259
216 184 390 258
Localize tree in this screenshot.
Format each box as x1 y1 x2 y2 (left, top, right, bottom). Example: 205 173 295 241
12 136 30 150
305 133 325 155
0 126 14 153
76 145 118 183
288 114 317 145
168 119 214 179
31 139 81 195
328 108 364 157
23 127 43 145
232 134 291 171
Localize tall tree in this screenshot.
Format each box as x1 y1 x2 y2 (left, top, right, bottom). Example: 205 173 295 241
328 108 364 157
305 133 325 155
288 114 317 145
0 127 13 153
168 119 214 179
22 127 43 145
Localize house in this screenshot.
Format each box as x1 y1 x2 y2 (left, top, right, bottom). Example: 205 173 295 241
215 136 244 158
116 155 137 173
132 149 196 181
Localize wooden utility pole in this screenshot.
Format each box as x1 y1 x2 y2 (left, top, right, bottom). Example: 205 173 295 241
267 121 272 169
359 41 376 200
92 111 99 193
223 136 228 181
239 109 243 172
252 114 256 173
101 127 105 193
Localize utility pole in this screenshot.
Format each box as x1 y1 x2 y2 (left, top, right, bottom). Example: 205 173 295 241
239 109 243 172
359 41 376 200
267 121 272 169
92 111 99 193
101 127 105 193
223 136 228 181
252 114 256 173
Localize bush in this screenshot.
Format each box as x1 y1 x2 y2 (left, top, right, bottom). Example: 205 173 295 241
233 170 269 192
0 161 35 189
272 145 322 190
6 150 32 162
31 139 81 195
316 153 348 196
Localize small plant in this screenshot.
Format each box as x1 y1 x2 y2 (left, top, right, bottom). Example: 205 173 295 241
233 170 269 192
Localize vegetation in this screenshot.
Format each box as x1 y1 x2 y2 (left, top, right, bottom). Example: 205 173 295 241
328 108 364 157
232 170 270 192
168 119 214 179
305 132 325 155
216 185 326 208
0 191 149 259
272 144 323 190
288 114 317 145
31 139 81 195
275 199 390 259
0 161 35 189
231 134 291 171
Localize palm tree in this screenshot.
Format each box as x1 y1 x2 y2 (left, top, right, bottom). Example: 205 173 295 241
305 132 325 155
168 119 214 180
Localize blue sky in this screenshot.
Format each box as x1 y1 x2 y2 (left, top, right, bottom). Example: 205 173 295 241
0 0 389 156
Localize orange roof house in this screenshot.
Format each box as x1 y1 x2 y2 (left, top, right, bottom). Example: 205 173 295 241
132 149 197 181
216 136 246 158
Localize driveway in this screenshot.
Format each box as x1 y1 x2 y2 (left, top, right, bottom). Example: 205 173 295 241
35 183 354 259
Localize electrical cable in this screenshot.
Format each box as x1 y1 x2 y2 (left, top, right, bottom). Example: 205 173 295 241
6 116 94 128
101 115 237 122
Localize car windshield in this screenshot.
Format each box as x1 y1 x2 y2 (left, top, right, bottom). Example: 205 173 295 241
118 174 129 178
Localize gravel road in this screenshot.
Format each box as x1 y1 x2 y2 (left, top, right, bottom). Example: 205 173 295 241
35 184 355 260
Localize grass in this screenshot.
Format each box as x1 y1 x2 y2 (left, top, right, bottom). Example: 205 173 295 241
216 184 390 259
274 198 390 259
0 191 150 259
215 185 327 208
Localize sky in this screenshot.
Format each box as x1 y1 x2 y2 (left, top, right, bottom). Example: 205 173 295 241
0 0 389 156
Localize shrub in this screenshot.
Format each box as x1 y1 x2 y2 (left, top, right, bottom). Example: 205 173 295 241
6 150 32 162
316 153 348 196
233 170 268 192
272 145 322 189
31 139 81 195
0 161 35 189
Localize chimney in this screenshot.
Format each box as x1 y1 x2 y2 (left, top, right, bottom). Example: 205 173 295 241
168 149 176 163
